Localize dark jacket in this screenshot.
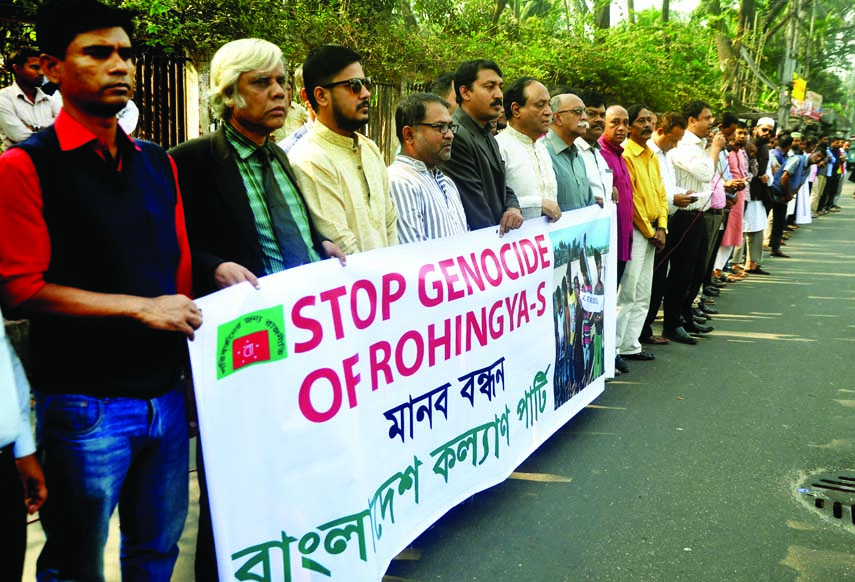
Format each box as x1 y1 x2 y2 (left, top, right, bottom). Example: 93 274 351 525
170 125 325 297
441 108 519 230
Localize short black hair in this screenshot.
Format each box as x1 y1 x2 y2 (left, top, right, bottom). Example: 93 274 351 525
430 72 455 98
777 134 794 149
577 90 607 110
681 100 710 121
37 0 135 59
395 92 449 143
626 104 651 125
735 120 748 130
8 48 41 71
503 77 538 114
717 111 739 129
454 59 502 105
302 44 362 112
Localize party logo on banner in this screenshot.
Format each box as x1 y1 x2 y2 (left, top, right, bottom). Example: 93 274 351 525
216 305 287 379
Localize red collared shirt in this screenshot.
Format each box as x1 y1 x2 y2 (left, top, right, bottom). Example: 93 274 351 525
0 109 192 309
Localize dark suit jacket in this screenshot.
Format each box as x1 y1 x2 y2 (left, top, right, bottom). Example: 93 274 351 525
441 108 519 230
169 125 325 297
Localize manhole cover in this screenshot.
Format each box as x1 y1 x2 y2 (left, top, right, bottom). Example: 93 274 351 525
797 472 855 526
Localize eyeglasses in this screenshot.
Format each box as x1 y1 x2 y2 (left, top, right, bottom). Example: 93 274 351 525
555 107 585 117
414 122 459 136
319 77 373 94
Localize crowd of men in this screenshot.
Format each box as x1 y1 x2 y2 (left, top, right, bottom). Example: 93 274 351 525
0 0 852 579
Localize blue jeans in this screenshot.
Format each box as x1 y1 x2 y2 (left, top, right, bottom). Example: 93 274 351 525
35 386 189 582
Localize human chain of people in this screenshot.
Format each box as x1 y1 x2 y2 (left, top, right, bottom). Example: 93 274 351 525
1 0 853 580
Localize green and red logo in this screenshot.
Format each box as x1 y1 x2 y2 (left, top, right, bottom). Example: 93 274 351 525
216 305 287 379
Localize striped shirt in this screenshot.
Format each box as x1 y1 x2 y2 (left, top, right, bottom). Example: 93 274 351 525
388 155 468 243
224 122 319 275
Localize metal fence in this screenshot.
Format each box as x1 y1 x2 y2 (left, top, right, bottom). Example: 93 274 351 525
363 81 429 165
133 50 188 149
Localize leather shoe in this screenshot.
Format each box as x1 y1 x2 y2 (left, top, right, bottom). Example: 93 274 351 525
699 303 718 315
623 351 655 361
771 250 790 258
711 280 726 288
703 286 720 296
745 267 770 275
639 335 669 345
684 321 714 334
692 308 710 321
693 316 710 326
665 326 697 345
700 296 716 305
615 355 630 373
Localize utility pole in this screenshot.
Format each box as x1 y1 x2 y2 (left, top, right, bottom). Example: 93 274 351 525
777 0 799 129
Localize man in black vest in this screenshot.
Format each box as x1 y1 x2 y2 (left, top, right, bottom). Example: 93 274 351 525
0 0 202 580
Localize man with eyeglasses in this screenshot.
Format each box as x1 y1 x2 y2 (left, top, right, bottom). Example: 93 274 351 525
289 44 397 254
543 93 596 211
388 92 468 243
442 59 523 234
496 77 561 222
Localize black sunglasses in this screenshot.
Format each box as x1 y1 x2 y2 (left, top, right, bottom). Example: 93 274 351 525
319 77 373 94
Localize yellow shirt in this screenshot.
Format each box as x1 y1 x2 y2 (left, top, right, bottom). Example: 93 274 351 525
622 139 668 239
288 121 397 254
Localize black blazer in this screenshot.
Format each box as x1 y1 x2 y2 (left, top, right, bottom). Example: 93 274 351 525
441 108 519 231
169 125 325 297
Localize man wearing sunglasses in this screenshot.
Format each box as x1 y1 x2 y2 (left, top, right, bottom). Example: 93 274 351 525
442 59 523 235
289 45 397 254
389 92 468 243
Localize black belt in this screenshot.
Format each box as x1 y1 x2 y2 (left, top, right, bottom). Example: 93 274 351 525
0 443 13 456
705 209 724 215
675 209 701 215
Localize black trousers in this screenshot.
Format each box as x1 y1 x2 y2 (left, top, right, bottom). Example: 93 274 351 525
766 194 788 250
0 443 26 581
818 175 840 211
642 209 705 335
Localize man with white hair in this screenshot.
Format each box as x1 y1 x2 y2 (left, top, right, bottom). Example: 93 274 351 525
543 93 597 210
170 39 345 580
171 38 344 298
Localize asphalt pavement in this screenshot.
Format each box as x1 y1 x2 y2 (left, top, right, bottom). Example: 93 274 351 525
22 184 855 581
385 182 855 582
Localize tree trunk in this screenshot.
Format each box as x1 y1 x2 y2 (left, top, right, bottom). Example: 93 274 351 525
492 0 508 25
595 0 610 29
663 0 670 23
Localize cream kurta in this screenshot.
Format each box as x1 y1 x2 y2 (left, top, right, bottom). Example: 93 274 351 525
289 121 397 254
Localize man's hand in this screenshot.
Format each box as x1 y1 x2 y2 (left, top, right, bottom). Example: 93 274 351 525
17 454 47 514
499 208 524 236
761 174 770 184
541 199 562 222
673 193 695 208
711 132 727 153
322 241 347 266
214 262 260 290
138 295 203 340
595 196 604 208
611 187 619 203
650 228 666 251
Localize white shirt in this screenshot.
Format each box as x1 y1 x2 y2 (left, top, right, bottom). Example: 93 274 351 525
0 317 35 457
575 136 613 208
0 81 62 150
648 139 686 215
388 155 468 243
668 130 714 211
496 125 557 219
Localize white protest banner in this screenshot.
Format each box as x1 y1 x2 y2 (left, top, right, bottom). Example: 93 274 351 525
187 204 616 581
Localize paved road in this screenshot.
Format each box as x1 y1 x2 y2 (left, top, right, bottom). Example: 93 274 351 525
22 185 855 581
386 183 855 582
